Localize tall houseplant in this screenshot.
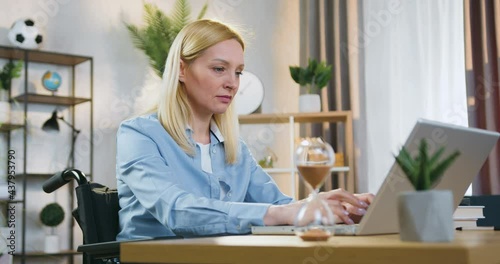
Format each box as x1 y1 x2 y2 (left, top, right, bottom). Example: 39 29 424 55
395 139 460 242
289 58 332 112
40 202 65 253
125 0 207 78
0 61 22 124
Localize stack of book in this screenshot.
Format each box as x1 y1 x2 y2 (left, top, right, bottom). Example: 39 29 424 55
453 205 485 228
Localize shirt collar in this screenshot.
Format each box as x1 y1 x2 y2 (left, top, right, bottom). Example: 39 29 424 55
186 119 225 143
209 119 225 143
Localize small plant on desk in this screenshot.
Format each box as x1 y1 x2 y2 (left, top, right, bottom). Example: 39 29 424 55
395 139 460 191
395 139 460 242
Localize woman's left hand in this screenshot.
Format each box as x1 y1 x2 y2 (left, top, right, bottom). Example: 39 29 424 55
319 190 374 224
343 193 375 223
318 189 373 224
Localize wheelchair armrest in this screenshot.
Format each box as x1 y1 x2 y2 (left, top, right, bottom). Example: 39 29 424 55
77 240 121 259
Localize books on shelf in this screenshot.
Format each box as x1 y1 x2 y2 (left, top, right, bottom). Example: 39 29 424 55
453 205 485 228
454 218 481 228
453 205 485 219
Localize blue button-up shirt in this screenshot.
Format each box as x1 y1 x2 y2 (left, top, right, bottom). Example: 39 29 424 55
116 113 293 240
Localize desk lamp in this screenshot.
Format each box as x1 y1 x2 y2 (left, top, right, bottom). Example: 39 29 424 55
42 109 81 169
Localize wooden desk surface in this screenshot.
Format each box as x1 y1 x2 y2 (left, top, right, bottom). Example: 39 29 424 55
121 231 500 264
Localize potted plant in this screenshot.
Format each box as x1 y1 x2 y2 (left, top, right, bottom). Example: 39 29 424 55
395 139 460 242
39 202 65 253
125 0 208 78
0 61 22 124
289 58 332 113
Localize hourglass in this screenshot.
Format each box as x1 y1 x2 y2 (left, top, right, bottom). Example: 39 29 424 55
294 137 336 241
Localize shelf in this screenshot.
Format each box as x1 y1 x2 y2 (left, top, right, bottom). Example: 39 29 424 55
14 249 82 257
262 168 293 174
331 166 350 172
12 93 91 106
239 111 351 124
264 166 350 174
4 45 94 264
0 199 23 203
0 45 91 66
18 173 54 178
0 123 24 132
238 111 356 196
17 173 91 178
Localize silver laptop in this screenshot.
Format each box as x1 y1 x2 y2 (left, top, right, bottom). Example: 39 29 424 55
252 119 500 236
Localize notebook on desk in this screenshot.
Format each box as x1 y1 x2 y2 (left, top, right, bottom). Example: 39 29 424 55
252 119 500 236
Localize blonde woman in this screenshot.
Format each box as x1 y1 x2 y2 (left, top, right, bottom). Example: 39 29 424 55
116 19 372 240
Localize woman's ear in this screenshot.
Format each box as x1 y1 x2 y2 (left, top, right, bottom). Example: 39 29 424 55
179 60 186 83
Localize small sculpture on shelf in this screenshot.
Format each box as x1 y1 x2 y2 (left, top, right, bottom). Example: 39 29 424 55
39 202 65 253
258 147 278 168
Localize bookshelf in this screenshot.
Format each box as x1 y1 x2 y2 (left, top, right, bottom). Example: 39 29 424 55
0 45 93 264
238 111 355 199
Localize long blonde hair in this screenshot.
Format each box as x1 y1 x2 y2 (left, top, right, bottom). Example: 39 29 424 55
155 19 244 164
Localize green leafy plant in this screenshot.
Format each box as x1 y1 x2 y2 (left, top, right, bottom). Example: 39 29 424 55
0 61 23 91
289 58 332 94
125 0 208 77
39 203 65 228
395 139 460 191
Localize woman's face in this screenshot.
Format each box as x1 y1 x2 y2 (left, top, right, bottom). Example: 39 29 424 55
179 39 244 116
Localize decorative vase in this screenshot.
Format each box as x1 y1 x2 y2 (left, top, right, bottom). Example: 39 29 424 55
44 235 59 253
398 190 454 242
299 94 321 113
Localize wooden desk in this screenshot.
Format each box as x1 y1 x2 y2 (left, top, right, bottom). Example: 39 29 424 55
121 231 500 264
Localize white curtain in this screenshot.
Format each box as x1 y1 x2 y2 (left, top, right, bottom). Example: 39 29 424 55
362 0 468 193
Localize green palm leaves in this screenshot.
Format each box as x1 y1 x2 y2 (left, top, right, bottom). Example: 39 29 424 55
289 58 332 94
125 0 208 77
395 139 460 191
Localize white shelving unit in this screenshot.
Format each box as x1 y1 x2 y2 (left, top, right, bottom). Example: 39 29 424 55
239 111 355 199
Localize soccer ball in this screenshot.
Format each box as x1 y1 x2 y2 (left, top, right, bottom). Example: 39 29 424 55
8 19 43 50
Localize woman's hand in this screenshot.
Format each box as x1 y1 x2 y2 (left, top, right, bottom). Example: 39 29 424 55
341 192 375 224
263 189 374 226
318 189 372 224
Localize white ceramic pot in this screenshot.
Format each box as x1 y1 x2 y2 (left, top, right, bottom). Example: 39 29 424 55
0 101 10 123
299 94 321 113
44 235 59 253
398 190 454 242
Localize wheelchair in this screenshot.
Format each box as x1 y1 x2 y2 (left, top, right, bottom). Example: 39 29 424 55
43 169 120 264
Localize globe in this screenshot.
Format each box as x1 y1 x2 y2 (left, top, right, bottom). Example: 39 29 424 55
42 71 61 92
